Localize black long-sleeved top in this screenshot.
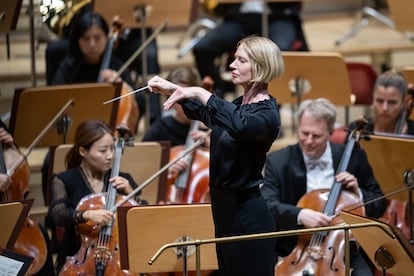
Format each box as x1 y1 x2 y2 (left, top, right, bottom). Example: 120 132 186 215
180 94 280 191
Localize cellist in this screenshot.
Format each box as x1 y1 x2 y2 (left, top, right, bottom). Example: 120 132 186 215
48 120 141 274
261 98 386 275
0 119 55 275
347 69 414 136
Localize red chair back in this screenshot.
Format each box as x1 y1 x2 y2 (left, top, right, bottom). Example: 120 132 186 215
346 62 378 105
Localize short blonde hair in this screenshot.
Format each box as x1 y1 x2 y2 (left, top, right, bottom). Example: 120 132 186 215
237 36 285 84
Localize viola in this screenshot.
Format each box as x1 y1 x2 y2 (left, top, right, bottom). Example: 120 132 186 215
166 120 210 204
0 144 48 275
275 121 367 276
59 126 140 275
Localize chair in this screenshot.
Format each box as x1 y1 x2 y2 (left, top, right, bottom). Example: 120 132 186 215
344 62 378 124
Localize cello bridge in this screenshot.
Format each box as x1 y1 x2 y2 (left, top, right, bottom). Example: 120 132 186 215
306 246 324 260
94 246 112 263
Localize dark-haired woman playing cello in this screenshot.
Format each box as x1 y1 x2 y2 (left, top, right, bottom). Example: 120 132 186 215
48 120 140 274
262 98 386 275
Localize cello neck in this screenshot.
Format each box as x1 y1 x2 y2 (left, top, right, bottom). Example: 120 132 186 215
174 120 200 190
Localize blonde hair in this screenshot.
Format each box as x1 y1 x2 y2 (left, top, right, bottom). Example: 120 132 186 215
237 36 285 84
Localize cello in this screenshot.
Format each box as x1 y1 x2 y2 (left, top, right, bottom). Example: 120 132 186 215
0 135 48 275
99 20 139 134
275 122 367 276
59 126 140 276
166 120 210 204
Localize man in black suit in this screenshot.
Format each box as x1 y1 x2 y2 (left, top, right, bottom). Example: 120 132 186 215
261 98 386 275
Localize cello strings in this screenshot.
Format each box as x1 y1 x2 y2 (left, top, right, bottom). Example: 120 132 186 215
102 85 149 105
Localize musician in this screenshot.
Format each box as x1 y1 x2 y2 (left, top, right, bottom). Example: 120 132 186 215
194 1 307 97
0 120 55 276
148 36 283 276
0 124 14 192
142 66 205 146
48 120 139 274
348 69 414 136
261 98 387 275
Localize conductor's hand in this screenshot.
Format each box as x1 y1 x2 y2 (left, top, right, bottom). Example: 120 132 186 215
298 208 332 228
83 209 114 225
147 76 178 96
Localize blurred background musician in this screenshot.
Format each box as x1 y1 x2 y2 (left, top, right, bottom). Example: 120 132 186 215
348 69 414 137
44 0 162 125
194 0 308 98
48 119 140 274
142 66 211 205
261 98 386 275
0 119 54 276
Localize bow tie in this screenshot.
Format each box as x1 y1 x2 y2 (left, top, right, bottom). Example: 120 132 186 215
306 159 328 170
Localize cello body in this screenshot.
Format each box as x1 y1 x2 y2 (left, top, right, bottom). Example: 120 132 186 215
59 193 139 276
166 145 210 204
275 189 365 276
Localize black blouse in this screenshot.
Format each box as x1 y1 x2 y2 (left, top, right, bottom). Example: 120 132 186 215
181 94 280 191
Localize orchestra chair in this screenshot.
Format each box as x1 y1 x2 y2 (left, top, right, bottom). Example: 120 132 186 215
45 141 170 252
329 126 348 144
344 62 378 125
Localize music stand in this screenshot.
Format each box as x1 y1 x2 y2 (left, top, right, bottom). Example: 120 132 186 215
387 0 414 41
117 204 218 274
268 52 351 131
94 0 191 28
8 83 120 148
340 211 414 276
360 135 414 202
0 199 33 249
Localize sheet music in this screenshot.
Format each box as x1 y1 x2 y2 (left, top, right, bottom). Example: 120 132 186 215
0 255 24 275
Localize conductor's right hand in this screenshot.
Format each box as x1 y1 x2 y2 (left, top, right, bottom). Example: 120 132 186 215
147 76 178 96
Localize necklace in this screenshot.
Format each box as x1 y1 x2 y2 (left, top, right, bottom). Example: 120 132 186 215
80 165 103 191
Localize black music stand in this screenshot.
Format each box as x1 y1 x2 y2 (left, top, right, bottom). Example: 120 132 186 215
117 204 218 274
360 134 414 243
8 83 120 148
340 211 414 276
268 52 352 132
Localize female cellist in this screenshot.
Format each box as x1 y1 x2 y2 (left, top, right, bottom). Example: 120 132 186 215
0 119 54 275
48 120 142 274
261 98 386 275
347 70 414 242
51 11 139 133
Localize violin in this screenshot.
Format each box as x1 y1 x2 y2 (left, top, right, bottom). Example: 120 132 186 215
59 126 140 275
275 121 367 276
0 141 48 275
166 120 210 204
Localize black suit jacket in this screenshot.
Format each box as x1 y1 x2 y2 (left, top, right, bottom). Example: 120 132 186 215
261 142 386 255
